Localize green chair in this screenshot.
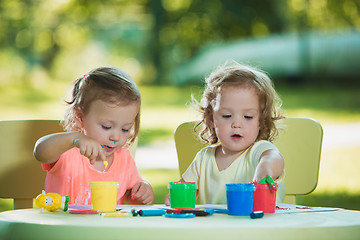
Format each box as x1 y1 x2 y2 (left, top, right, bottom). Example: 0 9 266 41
174 117 323 204
0 119 138 209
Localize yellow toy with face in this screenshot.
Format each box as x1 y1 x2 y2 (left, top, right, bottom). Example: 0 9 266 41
35 190 70 212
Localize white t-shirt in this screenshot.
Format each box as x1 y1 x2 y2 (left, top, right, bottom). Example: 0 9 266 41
182 140 285 204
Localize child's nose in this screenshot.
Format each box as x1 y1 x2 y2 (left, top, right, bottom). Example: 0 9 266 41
109 134 120 144
232 118 243 128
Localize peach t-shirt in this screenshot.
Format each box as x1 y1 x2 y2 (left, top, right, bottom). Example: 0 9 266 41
42 147 142 205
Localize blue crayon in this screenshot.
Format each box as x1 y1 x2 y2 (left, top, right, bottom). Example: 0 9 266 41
138 209 166 216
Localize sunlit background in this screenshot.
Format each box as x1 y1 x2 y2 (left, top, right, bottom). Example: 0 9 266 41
0 0 359 210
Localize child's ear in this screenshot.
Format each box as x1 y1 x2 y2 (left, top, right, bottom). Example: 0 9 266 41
74 107 84 129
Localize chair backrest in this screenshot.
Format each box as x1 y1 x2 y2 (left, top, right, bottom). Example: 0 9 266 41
174 117 323 204
0 120 64 209
0 120 138 209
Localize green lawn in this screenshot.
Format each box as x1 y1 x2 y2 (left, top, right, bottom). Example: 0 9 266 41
0 84 360 211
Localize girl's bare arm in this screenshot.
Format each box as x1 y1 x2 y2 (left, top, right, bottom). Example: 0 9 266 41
252 149 284 182
33 132 81 164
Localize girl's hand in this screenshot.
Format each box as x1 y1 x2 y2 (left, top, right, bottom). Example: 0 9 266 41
130 181 154 205
252 149 284 182
164 193 170 206
73 134 106 164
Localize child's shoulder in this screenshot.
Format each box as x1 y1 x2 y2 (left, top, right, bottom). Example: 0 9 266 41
198 143 219 154
249 140 278 154
193 144 219 161
253 140 274 147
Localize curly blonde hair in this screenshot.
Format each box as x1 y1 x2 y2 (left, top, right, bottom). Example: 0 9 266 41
62 66 141 145
194 61 284 144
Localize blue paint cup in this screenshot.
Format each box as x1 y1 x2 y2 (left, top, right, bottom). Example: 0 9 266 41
226 183 255 216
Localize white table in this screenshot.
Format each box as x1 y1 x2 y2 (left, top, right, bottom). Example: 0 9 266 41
0 205 360 240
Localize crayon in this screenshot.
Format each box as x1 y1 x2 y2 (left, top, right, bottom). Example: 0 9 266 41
138 209 166 216
100 212 132 217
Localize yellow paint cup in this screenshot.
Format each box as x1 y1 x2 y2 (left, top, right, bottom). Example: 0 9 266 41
90 181 119 212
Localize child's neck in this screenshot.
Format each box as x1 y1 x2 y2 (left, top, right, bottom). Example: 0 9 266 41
215 146 245 171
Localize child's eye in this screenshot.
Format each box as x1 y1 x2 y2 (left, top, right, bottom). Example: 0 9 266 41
244 115 253 119
102 125 111 130
222 114 231 118
122 128 130 132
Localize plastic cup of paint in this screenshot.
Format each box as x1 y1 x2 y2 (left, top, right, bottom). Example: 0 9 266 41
252 182 277 213
90 181 119 212
226 183 255 216
168 182 197 208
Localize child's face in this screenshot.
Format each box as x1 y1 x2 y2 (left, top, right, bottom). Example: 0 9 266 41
79 99 139 157
212 86 260 155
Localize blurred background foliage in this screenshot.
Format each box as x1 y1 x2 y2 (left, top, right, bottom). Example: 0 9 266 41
0 0 359 86
0 0 360 210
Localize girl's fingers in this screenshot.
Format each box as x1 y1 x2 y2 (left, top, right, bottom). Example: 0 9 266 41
144 194 154 205
131 183 141 198
98 147 106 162
89 158 96 165
78 143 104 162
164 194 170 206
130 182 154 204
79 145 85 156
75 136 106 163
137 184 154 205
84 146 95 159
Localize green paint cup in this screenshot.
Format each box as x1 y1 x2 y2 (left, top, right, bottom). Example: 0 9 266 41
168 182 197 208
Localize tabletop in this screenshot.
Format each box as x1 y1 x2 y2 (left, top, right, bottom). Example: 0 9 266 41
1 204 360 240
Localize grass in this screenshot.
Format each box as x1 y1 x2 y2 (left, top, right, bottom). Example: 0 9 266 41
0 199 12 212
317 146 360 193
139 169 180 204
297 192 360 210
278 85 360 123
0 83 360 211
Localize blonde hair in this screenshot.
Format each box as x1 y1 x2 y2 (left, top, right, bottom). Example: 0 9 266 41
62 66 141 145
194 61 284 144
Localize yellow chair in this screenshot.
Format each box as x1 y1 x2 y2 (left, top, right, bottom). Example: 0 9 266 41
174 117 323 204
0 120 64 209
0 120 138 209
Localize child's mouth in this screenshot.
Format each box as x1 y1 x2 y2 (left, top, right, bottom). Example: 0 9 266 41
103 145 115 152
231 134 242 140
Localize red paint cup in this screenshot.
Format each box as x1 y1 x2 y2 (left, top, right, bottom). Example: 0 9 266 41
252 182 277 213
